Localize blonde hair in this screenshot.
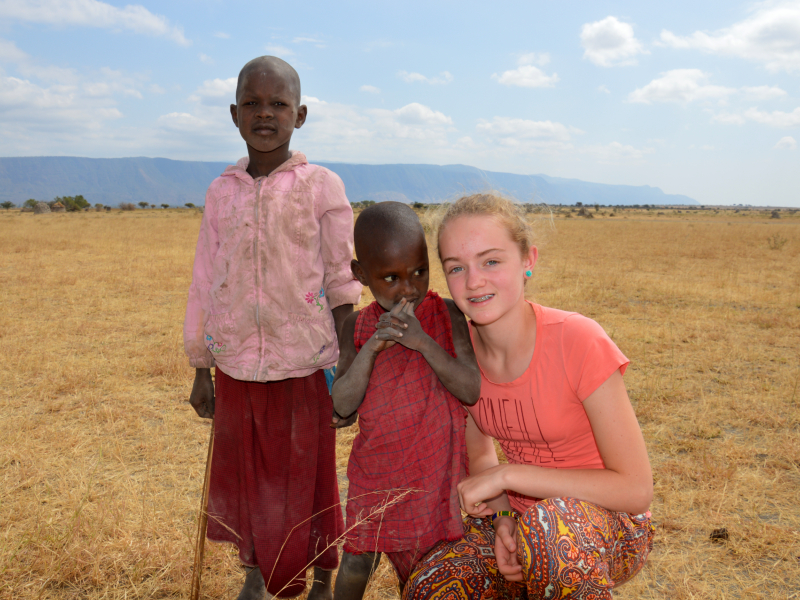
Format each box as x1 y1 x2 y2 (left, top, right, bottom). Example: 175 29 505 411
436 193 541 257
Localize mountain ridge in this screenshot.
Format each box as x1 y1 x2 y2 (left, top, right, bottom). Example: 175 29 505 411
0 156 699 206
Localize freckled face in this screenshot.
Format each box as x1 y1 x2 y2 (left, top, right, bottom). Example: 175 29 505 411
230 69 306 155
355 238 430 312
439 215 536 326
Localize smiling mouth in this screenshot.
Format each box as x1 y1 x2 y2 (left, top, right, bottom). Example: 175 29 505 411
468 294 494 303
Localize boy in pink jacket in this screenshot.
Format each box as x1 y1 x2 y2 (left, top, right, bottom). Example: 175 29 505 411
184 56 361 600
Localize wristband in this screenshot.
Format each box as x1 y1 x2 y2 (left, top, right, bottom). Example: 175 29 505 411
491 510 519 525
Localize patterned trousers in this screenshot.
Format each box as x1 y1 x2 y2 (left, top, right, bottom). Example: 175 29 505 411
403 498 654 600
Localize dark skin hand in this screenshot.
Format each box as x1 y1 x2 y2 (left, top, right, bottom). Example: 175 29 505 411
189 367 215 419
331 297 480 424
189 304 353 421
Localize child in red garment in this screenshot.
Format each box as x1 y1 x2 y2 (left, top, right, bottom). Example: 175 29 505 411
184 56 360 600
330 202 481 598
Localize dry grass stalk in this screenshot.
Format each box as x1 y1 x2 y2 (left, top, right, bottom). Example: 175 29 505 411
189 422 214 600
268 488 420 598
1 208 798 599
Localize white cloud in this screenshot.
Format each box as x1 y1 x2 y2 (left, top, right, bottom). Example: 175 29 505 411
598 84 611 94
199 53 214 65
0 38 28 63
518 52 551 66
397 70 453 85
711 112 747 125
477 117 578 141
740 85 787 100
629 69 736 104
213 32 229 39
743 106 800 127
492 65 559 88
265 44 294 58
581 141 655 163
293 36 325 47
360 84 380 94
474 117 582 154
149 84 165 94
660 2 800 73
293 99 457 163
581 16 646 67
774 135 797 149
492 53 559 88
188 77 237 105
0 0 189 46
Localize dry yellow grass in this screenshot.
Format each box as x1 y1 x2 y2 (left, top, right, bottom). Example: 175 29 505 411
1 207 798 599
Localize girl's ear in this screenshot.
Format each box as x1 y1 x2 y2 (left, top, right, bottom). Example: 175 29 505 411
524 245 539 272
351 259 369 285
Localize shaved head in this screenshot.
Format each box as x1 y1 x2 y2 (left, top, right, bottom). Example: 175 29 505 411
236 56 301 105
354 202 426 265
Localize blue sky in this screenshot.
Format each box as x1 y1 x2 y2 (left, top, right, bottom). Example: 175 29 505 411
1 0 798 206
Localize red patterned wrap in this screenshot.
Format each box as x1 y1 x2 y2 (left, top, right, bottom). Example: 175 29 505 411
206 369 344 598
344 291 467 557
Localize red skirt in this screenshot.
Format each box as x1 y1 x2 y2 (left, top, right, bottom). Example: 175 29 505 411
206 369 344 597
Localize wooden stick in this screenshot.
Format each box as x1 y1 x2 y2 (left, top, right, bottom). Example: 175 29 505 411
190 420 215 600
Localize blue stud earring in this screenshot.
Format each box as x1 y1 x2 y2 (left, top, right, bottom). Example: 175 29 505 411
525 270 533 278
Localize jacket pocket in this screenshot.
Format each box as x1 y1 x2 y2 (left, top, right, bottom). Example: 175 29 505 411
204 312 236 357
284 312 336 369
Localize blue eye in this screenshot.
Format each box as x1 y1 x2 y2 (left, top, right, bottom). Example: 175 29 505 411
486 260 498 266
448 266 463 274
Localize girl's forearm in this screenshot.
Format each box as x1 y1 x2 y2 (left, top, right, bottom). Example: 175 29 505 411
499 463 653 515
418 336 481 405
331 346 377 417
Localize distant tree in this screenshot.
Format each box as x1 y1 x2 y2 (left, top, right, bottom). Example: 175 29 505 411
1 201 14 210
185 203 196 209
160 204 170 209
138 201 149 209
94 203 104 209
24 199 38 208
413 202 425 209
594 203 600 212
575 202 583 207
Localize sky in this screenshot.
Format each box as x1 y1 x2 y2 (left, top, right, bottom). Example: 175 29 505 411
0 0 799 206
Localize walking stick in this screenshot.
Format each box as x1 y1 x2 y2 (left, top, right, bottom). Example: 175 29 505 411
190 420 215 600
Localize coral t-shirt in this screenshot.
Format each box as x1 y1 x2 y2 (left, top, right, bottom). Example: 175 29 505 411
467 302 629 513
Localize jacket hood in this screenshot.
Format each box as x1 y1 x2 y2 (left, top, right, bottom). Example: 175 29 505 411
222 151 308 182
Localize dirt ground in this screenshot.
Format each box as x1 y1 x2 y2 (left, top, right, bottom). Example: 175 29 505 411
1 206 798 599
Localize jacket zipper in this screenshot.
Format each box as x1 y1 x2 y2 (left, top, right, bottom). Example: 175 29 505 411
254 178 264 380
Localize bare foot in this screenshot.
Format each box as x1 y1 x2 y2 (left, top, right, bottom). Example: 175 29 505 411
237 566 267 600
308 567 333 600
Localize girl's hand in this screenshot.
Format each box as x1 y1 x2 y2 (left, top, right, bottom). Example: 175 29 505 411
494 516 523 582
457 465 506 516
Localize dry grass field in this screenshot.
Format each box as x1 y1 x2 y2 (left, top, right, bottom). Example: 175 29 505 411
1 206 799 599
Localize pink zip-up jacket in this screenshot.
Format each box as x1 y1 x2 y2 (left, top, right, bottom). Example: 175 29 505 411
183 151 362 382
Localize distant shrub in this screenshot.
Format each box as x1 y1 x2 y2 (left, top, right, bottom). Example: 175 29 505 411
413 202 425 209
1 201 14 210
770 210 780 219
24 199 38 208
119 203 136 211
767 234 787 250
51 195 89 212
161 204 170 209
185 203 196 209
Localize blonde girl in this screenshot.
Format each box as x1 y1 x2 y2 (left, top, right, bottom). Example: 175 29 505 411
403 194 654 600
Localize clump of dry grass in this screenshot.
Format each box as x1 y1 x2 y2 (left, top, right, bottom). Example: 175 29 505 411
1 208 799 599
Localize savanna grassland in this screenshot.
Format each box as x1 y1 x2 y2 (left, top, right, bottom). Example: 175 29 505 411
1 206 799 599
